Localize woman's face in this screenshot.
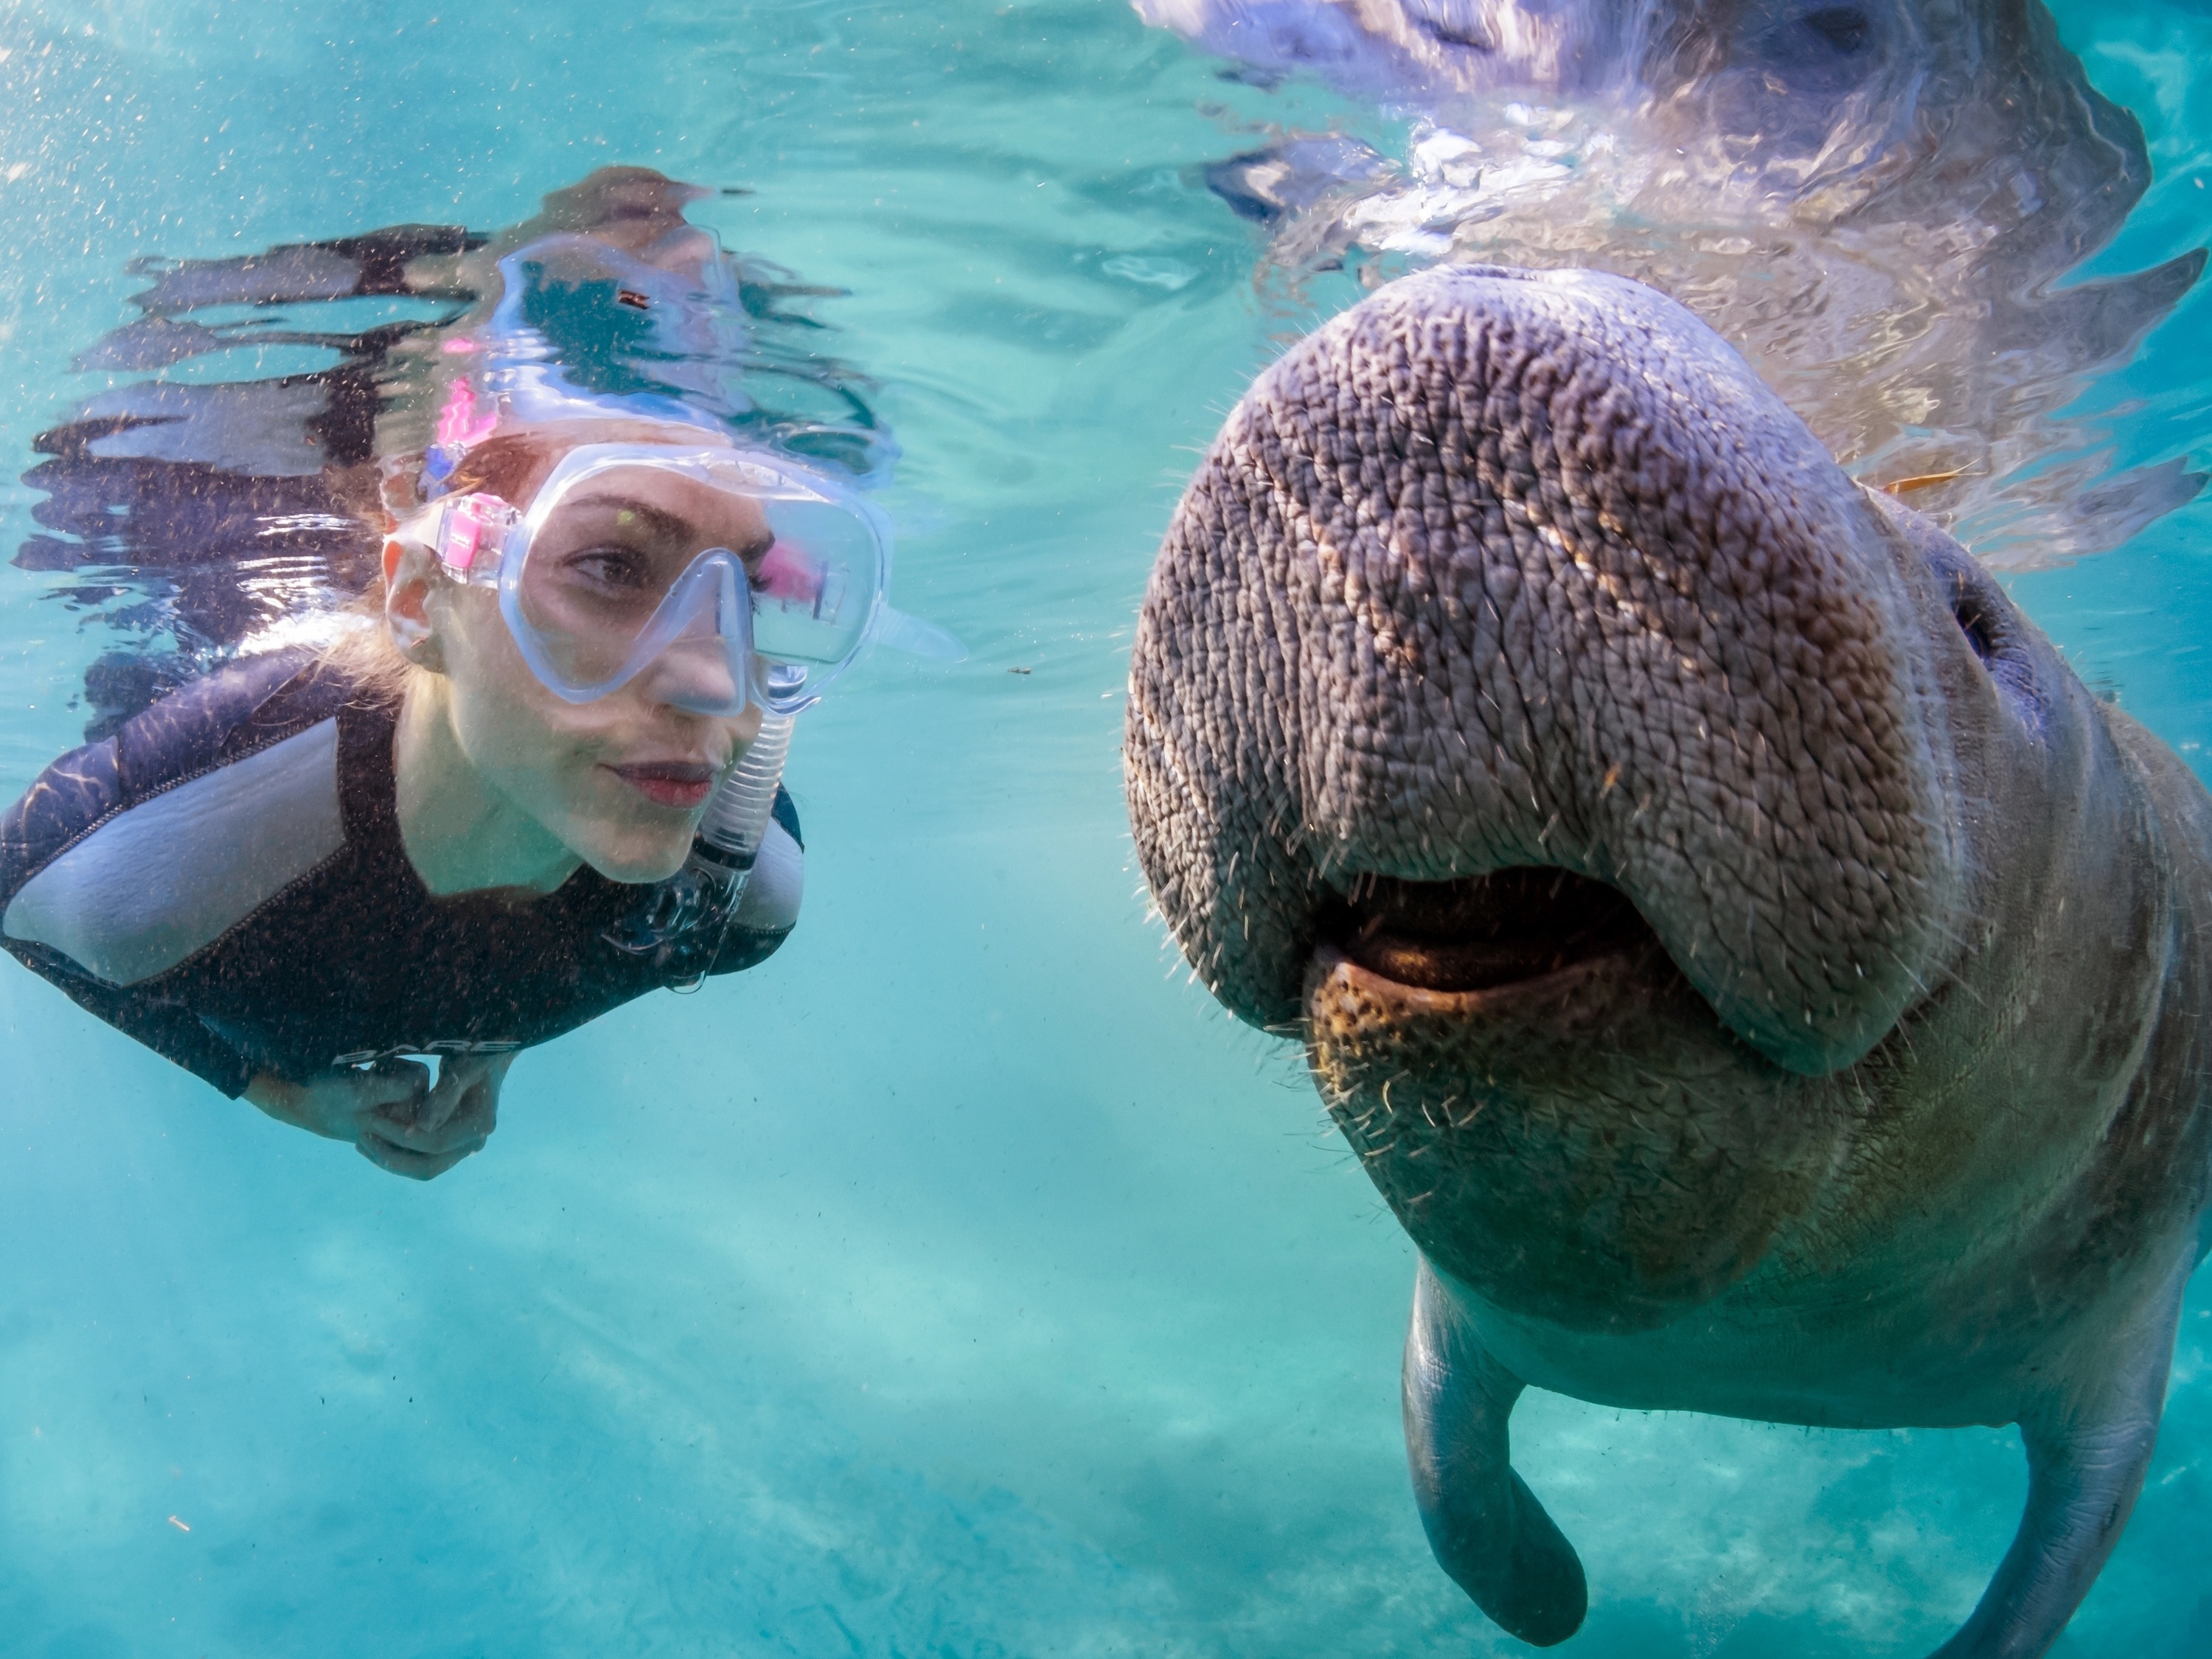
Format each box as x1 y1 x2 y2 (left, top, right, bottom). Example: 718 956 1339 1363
415 435 770 885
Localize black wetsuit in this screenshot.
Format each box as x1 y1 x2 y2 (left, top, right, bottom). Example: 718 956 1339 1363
0 649 801 1096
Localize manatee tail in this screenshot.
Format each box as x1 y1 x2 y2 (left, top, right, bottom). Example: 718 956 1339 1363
1404 1258 1587 1646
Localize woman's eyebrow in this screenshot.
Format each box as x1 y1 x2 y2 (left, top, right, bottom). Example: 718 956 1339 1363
566 492 773 557
565 493 694 541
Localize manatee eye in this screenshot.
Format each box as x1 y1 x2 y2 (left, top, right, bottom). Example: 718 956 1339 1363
1919 536 2046 729
1952 585 1998 667
1803 6 1872 52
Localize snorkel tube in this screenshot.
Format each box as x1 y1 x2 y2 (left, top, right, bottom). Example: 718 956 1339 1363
687 664 802 905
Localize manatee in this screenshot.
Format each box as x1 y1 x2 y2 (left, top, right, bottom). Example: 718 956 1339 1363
1124 262 2212 1653
1139 0 2205 566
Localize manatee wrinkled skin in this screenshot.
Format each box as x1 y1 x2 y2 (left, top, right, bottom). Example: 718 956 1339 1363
1125 263 2212 1653
1140 0 2206 565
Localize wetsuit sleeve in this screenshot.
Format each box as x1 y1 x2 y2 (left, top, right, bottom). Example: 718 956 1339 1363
14 953 256 1097
0 738 257 1096
711 786 803 976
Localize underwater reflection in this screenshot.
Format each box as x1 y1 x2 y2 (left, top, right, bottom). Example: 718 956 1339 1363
18 166 892 740
0 169 947 1180
1143 0 2204 565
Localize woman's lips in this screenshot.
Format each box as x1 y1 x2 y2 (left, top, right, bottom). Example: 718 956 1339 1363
606 761 717 810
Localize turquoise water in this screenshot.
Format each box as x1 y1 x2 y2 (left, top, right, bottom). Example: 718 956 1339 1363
0 2 2209 1655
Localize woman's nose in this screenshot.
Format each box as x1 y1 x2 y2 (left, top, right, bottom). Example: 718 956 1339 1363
645 636 748 716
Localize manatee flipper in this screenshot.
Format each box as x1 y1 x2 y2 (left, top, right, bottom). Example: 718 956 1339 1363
1928 1274 2185 1659
1403 1258 1587 1646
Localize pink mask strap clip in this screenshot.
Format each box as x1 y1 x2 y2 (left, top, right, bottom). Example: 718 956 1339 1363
438 493 510 580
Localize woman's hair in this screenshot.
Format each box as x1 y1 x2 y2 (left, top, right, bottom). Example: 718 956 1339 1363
319 601 420 706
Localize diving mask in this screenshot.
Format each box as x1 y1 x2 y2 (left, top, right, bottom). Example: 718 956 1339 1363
405 441 954 717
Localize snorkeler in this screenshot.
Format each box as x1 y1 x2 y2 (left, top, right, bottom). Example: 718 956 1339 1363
0 173 953 1180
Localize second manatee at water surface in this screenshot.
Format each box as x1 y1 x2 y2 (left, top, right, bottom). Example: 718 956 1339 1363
1140 0 2206 563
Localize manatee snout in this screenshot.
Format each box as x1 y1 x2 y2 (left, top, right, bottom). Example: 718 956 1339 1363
1128 262 1966 1080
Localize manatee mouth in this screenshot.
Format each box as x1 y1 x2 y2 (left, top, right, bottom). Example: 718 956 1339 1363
1321 867 1661 995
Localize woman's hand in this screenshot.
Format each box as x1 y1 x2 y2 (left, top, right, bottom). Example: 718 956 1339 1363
245 1053 513 1180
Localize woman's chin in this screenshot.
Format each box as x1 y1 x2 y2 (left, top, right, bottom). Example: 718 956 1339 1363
562 776 705 885
579 831 695 886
